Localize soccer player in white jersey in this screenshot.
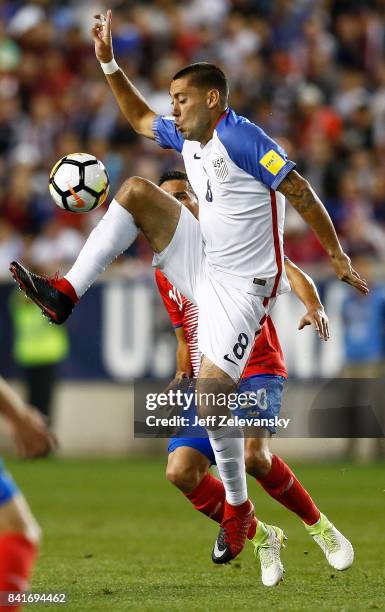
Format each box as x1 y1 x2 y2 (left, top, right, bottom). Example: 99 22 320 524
157 171 353 586
10 10 368 565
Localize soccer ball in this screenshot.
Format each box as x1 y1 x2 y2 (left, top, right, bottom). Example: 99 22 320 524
49 153 110 213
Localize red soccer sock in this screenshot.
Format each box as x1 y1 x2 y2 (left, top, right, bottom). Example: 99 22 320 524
185 473 257 539
185 473 225 523
258 455 320 526
54 277 79 304
0 533 38 612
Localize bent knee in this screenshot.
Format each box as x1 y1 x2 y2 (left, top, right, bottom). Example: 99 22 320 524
117 176 151 204
0 513 42 545
24 520 42 545
166 464 203 493
245 448 272 478
0 495 42 545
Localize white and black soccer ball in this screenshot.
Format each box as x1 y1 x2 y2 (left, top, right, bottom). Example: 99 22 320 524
49 153 110 213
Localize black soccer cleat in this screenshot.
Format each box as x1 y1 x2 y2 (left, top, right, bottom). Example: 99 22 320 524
212 499 254 564
9 261 75 324
212 526 234 564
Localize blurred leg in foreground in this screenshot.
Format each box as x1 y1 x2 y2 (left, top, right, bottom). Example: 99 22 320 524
0 377 55 611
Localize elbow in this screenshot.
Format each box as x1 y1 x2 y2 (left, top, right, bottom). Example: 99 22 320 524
130 117 145 135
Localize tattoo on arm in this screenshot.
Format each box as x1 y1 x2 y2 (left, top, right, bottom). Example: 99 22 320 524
278 170 321 214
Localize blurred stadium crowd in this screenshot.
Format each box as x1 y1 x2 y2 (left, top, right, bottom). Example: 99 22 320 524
0 0 385 276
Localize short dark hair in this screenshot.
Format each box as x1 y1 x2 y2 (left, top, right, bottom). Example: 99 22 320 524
172 63 229 106
158 170 189 186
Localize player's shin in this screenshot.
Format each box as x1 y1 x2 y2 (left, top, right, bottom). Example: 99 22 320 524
185 473 257 539
207 426 248 506
196 369 248 506
0 533 38 610
65 199 138 298
258 454 320 525
197 359 253 562
185 473 225 523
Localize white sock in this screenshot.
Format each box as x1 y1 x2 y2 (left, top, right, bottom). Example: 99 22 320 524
65 199 138 297
208 427 248 506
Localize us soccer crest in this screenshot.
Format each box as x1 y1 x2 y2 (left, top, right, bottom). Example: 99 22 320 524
212 156 228 182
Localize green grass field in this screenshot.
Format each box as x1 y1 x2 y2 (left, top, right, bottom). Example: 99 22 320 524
6 458 385 612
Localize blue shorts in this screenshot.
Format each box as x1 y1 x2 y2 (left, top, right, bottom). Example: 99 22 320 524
168 374 285 464
168 437 216 465
234 374 285 434
0 459 19 505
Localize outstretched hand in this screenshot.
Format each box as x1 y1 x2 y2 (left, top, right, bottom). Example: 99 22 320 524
163 371 190 395
92 9 113 63
331 252 369 295
298 307 330 341
12 407 57 459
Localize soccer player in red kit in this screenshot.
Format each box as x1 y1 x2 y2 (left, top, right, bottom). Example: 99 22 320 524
156 171 353 586
0 377 55 611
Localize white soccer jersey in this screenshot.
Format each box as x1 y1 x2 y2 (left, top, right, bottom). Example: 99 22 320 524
153 108 294 298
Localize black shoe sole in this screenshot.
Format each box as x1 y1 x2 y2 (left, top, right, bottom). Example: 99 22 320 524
9 262 60 324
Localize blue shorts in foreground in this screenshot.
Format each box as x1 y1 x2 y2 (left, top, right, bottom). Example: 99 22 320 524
168 374 285 464
168 437 216 465
235 374 285 434
0 459 19 505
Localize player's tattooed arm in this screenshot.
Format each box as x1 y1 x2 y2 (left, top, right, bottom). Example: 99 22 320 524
278 170 369 295
278 169 324 214
92 10 156 139
278 170 342 257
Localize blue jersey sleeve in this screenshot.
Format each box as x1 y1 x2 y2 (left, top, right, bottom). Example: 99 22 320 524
152 116 184 153
217 113 295 190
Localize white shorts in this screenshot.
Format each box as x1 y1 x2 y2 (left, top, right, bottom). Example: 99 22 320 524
153 206 274 381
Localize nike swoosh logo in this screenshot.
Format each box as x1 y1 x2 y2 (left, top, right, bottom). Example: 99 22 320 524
213 540 227 559
209 501 223 518
283 476 294 493
67 182 86 208
193 153 201 159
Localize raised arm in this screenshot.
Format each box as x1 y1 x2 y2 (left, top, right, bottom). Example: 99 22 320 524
284 257 329 341
278 170 368 295
92 10 156 139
